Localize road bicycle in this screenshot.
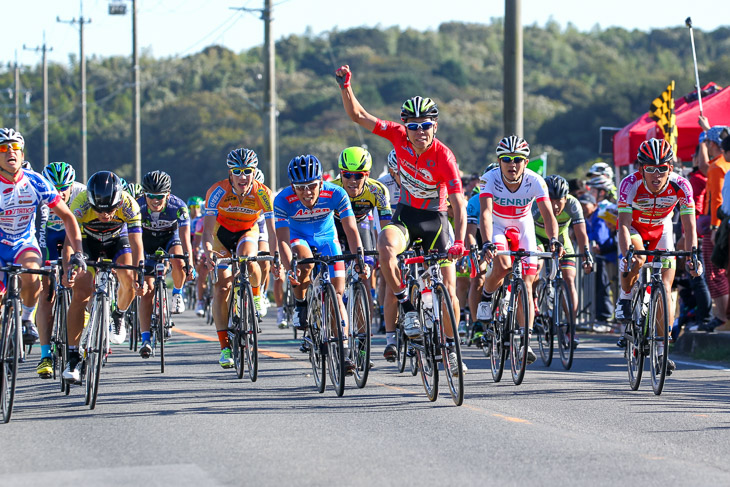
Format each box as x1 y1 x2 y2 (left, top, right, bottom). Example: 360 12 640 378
0 264 52 423
402 250 468 406
81 259 142 409
483 247 553 386
213 253 274 381
145 250 188 373
125 295 140 352
46 258 72 394
344 249 378 388
622 245 699 395
283 275 297 338
534 253 579 370
393 246 423 376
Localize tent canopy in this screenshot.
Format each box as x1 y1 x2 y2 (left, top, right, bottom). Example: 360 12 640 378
613 82 730 166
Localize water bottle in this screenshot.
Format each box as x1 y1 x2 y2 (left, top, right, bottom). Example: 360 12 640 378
422 288 433 309
501 289 511 315
641 286 651 316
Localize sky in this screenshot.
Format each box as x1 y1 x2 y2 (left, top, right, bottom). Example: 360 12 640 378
3 0 727 67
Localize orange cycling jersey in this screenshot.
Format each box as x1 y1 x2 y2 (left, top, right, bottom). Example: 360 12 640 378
204 179 273 233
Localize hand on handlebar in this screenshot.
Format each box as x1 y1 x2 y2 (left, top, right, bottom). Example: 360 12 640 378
583 248 594 275
447 240 465 261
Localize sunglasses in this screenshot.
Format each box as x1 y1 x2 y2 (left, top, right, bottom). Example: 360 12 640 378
499 155 527 164
230 167 255 176
293 182 320 191
56 184 73 192
342 171 367 180
642 165 670 174
0 142 23 153
405 121 435 131
146 193 167 200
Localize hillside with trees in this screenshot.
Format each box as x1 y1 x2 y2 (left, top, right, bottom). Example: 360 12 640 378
3 20 730 196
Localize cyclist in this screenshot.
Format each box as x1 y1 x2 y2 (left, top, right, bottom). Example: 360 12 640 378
200 148 277 369
63 171 143 383
335 65 467 375
136 170 194 358
187 196 204 222
274 155 365 370
188 196 210 317
476 135 561 365
615 139 701 374
253 168 272 318
0 129 85 358
127 182 144 199
35 162 87 378
533 175 593 336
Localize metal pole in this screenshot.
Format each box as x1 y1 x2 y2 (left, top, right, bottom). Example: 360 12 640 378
14 53 20 130
80 15 88 182
503 0 523 136
42 33 50 166
685 17 703 115
132 0 141 183
263 0 277 191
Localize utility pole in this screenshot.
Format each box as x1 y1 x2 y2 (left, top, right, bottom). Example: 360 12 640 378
14 52 20 130
132 0 141 183
24 32 53 167
231 1 277 190
58 3 91 181
503 0 523 137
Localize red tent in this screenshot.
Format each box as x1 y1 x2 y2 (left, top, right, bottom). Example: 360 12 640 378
613 82 730 166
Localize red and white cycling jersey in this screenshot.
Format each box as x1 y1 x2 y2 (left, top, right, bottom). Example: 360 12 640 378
478 167 549 275
372 119 461 211
617 171 695 241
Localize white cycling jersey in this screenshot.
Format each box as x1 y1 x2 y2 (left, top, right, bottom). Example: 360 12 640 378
478 167 549 275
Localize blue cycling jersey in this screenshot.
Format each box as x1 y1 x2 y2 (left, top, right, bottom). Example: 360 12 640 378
137 194 190 240
466 193 480 226
274 182 353 239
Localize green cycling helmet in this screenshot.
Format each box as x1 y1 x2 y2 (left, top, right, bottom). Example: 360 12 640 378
187 196 204 208
338 146 372 172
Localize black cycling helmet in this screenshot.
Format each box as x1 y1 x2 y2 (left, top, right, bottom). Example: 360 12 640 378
545 175 570 199
87 171 124 213
142 170 172 194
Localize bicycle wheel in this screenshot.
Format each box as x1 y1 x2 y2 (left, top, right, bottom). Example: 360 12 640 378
417 319 439 402
157 284 167 373
51 289 70 393
649 283 670 395
489 286 506 383
284 280 297 339
85 297 106 410
126 296 139 352
350 281 371 388
1 298 22 423
395 310 407 373
307 289 326 393
556 280 576 370
534 278 554 367
323 283 346 397
626 282 644 391
434 283 463 406
509 279 530 386
242 283 258 382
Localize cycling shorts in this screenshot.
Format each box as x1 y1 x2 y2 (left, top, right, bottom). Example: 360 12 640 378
537 231 575 270
621 222 675 269
45 229 66 261
214 222 258 255
143 235 183 276
83 235 131 262
387 204 454 255
493 219 538 276
336 218 374 253
0 237 42 291
289 229 345 279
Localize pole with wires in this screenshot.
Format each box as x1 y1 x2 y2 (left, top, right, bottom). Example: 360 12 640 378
686 17 703 115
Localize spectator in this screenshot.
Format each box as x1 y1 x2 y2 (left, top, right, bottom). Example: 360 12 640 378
579 192 617 329
568 178 587 199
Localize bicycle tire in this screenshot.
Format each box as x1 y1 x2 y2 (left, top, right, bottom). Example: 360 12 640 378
157 284 167 373
649 283 670 395
509 278 530 386
323 283 346 397
417 323 439 402
226 286 242 378
535 278 554 367
307 287 326 393
1 298 21 423
434 283 463 406
242 282 258 382
395 311 407 373
556 279 575 370
85 296 106 410
350 281 371 388
52 289 71 394
284 280 297 339
489 286 506 382
626 282 644 391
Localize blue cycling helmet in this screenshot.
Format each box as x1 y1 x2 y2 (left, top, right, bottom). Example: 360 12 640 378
288 155 322 184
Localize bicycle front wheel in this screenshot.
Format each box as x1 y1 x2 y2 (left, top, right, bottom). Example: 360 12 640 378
156 285 167 374
626 283 644 391
434 283 463 406
534 278 553 367
307 289 326 393
1 298 22 423
509 278 530 386
350 281 371 388
649 283 670 395
324 283 346 397
53 290 71 394
242 283 258 382
556 279 575 370
489 286 506 383
85 297 107 410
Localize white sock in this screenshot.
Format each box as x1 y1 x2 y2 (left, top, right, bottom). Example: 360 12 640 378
619 289 631 300
21 304 35 321
386 332 396 346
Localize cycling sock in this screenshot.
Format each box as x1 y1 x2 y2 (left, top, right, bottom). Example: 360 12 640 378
401 300 415 314
41 344 52 359
619 289 631 300
68 346 78 354
481 290 493 302
141 331 151 343
252 286 260 296
172 287 182 295
295 298 306 307
112 308 126 320
21 304 35 321
394 289 408 303
217 330 230 349
386 332 396 346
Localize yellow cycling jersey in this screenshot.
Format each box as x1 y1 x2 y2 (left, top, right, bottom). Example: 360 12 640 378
70 191 142 242
330 177 392 223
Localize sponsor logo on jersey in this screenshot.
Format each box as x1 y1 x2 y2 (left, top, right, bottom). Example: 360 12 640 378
294 207 331 218
417 169 434 183
319 190 333 199
207 187 226 209
378 121 387 131
257 187 271 210
285 194 299 204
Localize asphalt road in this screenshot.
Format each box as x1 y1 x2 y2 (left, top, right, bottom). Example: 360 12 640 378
2 308 729 486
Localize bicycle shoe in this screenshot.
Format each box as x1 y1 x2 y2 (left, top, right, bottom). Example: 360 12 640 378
616 335 627 348
195 300 206 317
383 343 397 362
36 356 53 379
448 352 468 377
62 352 83 384
293 306 308 331
139 340 153 359
658 354 676 376
171 293 185 314
615 299 632 323
521 346 537 365
299 340 311 354
403 311 422 338
22 320 39 345
219 347 234 368
344 357 356 376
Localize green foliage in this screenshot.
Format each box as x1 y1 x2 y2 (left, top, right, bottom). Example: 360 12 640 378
4 21 730 196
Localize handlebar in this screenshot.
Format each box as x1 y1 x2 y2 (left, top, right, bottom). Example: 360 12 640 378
403 249 469 265
622 245 699 277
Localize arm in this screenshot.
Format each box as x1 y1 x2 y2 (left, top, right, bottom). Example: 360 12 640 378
129 231 145 269
179 223 194 272
335 65 378 132
448 192 467 243
617 211 633 258
266 217 278 258
479 196 494 243
50 200 83 254
341 215 364 255
466 223 478 247
680 212 698 252
536 199 559 241
202 214 216 262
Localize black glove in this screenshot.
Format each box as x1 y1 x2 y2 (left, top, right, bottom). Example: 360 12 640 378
69 252 87 272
